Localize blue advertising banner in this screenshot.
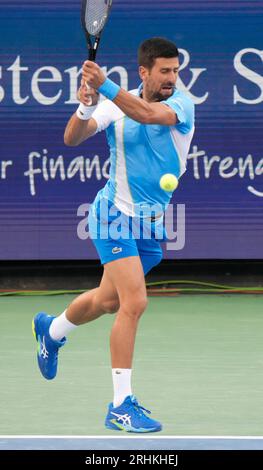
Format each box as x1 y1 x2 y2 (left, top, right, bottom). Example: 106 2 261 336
0 0 262 259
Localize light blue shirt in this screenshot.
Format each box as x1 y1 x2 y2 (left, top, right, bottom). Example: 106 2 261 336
92 84 195 216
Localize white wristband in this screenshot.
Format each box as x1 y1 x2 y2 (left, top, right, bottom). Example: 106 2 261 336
76 103 97 120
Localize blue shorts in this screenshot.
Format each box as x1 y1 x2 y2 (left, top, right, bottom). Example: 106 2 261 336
88 195 167 275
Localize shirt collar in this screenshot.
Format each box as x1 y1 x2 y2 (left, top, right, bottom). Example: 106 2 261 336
137 83 144 98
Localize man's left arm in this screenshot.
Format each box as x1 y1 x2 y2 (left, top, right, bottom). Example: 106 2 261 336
82 60 178 126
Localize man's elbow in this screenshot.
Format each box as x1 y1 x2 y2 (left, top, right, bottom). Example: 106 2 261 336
64 132 79 147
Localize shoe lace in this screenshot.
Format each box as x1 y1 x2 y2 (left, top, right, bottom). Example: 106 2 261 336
40 336 49 359
130 397 151 416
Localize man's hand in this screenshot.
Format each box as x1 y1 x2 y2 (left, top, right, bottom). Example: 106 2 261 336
82 60 106 90
77 78 99 106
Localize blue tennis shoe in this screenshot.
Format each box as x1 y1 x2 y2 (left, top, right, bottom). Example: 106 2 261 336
105 395 162 433
32 312 66 380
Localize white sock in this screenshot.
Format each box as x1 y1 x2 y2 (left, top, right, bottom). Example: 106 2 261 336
112 368 132 408
49 310 77 341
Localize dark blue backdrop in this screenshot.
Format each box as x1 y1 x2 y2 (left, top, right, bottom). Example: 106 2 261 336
0 0 262 259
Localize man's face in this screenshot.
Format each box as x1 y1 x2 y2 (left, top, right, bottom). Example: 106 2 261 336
139 57 179 102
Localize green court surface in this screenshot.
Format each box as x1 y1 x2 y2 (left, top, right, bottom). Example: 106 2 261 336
0 294 263 436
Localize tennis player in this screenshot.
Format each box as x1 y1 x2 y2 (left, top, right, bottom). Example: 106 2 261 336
33 37 195 433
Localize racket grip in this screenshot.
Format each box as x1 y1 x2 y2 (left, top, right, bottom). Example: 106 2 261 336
85 82 93 106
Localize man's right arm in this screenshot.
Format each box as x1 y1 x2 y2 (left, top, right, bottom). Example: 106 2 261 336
64 79 99 146
64 114 98 147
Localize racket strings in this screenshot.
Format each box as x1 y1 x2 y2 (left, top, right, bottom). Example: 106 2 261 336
85 0 112 35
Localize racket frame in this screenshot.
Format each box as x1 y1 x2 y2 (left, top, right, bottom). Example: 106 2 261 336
81 0 112 61
80 0 113 103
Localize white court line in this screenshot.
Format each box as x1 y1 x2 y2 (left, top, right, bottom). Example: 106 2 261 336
1 435 263 439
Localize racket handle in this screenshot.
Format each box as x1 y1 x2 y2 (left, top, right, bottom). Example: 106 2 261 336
85 82 93 106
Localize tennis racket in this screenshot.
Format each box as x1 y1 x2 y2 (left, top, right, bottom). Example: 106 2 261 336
81 0 113 104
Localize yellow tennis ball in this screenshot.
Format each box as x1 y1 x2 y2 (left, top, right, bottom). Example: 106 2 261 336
159 174 178 192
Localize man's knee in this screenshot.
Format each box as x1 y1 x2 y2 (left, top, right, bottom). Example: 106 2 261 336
122 295 148 320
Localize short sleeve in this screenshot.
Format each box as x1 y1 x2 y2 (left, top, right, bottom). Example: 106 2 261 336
92 99 124 133
165 94 195 134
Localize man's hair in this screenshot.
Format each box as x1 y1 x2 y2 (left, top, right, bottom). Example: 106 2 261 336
138 37 179 69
